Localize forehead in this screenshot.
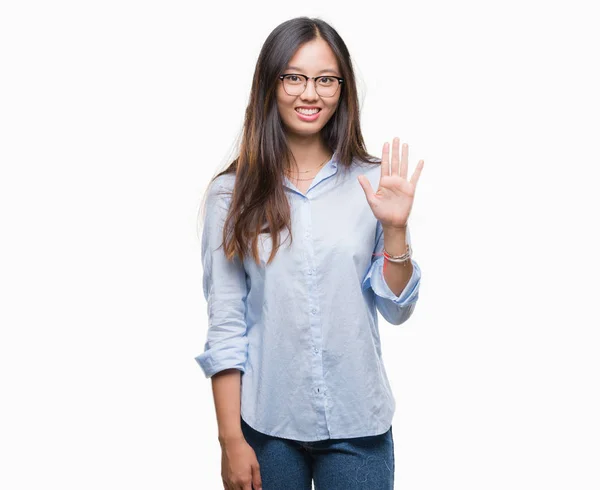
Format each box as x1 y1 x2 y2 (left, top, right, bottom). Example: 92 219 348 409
285 39 340 75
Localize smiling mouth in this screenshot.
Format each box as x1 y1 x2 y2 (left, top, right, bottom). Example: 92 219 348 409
295 108 322 115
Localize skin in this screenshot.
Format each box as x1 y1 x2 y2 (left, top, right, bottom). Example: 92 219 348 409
276 37 342 173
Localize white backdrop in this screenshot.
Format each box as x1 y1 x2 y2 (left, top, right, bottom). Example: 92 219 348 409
1 1 599 489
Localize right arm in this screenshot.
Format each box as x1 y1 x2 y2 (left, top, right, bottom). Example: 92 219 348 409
195 179 262 489
194 179 249 442
212 368 244 444
212 367 262 490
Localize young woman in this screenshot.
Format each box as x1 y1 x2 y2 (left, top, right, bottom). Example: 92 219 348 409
195 16 424 490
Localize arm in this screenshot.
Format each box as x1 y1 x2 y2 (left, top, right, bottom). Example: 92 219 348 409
361 220 421 325
212 369 244 444
194 179 249 441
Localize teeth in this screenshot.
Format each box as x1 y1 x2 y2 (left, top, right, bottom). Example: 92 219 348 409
296 108 320 115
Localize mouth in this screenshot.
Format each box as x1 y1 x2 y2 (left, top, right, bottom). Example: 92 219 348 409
295 107 322 115
294 107 322 122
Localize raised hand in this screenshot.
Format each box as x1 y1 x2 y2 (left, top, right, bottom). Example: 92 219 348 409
357 137 424 229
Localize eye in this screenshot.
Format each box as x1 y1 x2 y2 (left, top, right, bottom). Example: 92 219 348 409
285 75 303 84
318 77 334 86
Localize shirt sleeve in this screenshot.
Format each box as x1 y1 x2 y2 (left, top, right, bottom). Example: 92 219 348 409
194 179 249 378
361 220 421 325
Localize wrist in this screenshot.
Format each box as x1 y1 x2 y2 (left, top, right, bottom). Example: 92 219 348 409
218 431 245 446
382 223 407 233
382 224 408 257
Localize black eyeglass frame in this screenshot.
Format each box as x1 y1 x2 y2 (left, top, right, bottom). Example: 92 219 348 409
278 73 344 97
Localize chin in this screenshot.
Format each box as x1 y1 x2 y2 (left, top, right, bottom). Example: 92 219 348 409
288 124 324 136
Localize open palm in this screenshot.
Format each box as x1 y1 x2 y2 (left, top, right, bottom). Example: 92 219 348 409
358 137 424 229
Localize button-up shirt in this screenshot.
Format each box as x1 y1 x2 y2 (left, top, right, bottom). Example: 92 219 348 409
195 152 422 442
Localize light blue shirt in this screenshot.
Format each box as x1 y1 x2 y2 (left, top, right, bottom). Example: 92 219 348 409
195 152 421 442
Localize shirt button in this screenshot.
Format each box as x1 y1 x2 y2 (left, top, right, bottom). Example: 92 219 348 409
308 269 313 275
311 308 317 314
314 347 319 353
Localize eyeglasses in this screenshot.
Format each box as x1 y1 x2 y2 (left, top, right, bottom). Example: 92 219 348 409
278 73 344 98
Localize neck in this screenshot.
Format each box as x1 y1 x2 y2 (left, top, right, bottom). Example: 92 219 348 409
285 133 332 172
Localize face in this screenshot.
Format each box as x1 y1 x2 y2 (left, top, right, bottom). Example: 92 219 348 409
276 38 342 137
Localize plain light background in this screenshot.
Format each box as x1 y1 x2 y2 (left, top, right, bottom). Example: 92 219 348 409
1 1 599 489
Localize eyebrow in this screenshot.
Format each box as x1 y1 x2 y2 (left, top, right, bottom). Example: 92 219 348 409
285 66 340 75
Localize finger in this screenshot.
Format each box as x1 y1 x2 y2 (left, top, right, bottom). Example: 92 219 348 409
380 141 390 180
410 160 424 187
252 463 263 490
391 137 400 176
358 175 375 202
400 143 408 180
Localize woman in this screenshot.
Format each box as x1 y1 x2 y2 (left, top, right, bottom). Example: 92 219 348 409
195 16 424 490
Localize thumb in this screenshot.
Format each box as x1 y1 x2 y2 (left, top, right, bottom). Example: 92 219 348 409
252 461 262 490
357 175 374 202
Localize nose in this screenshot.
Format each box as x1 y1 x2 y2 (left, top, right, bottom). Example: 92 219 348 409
300 79 319 101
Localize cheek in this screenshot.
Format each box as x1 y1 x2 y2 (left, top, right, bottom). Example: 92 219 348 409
323 102 339 120
277 99 293 119
276 89 292 109
324 96 340 114
276 101 287 119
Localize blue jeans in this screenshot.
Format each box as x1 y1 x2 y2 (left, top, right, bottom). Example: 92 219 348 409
240 417 394 490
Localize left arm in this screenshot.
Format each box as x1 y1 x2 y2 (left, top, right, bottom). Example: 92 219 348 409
358 137 425 324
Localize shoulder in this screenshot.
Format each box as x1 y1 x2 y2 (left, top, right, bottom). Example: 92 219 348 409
206 173 236 200
210 172 236 191
203 173 237 216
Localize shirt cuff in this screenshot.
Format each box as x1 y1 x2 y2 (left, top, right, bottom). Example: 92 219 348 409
195 341 248 378
362 256 421 307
